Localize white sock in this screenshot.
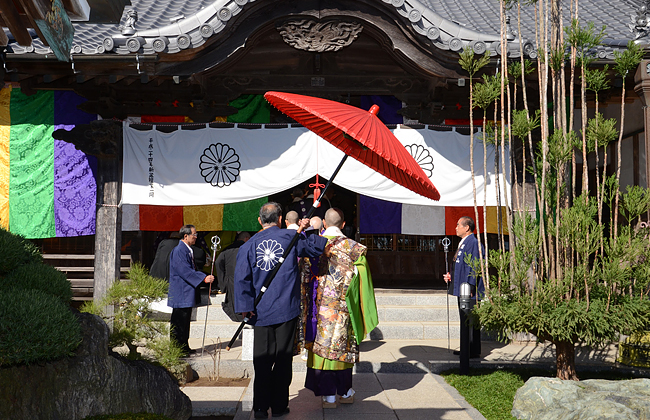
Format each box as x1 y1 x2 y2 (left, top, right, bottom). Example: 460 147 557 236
341 388 355 398
323 395 336 403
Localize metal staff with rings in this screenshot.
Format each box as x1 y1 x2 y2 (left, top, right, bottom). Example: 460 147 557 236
442 236 451 352
201 234 221 356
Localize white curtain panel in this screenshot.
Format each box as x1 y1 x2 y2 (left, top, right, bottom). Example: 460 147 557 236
122 122 510 207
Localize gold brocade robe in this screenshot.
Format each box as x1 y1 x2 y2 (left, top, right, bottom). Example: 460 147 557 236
305 235 367 364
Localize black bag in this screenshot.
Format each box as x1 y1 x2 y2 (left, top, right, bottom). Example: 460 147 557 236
195 283 211 307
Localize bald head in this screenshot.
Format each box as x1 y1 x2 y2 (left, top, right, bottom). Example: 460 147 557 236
236 231 251 241
323 208 344 229
285 211 299 225
310 216 323 231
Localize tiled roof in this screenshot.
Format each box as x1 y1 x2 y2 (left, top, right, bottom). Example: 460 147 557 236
6 0 643 59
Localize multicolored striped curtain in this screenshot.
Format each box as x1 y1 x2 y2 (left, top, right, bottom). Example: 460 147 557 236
359 195 508 236
0 87 97 239
121 197 268 232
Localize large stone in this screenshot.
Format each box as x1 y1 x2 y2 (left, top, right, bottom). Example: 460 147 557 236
512 376 650 419
0 312 192 420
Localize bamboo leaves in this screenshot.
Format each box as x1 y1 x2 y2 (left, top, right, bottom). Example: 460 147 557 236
459 47 490 79
466 7 650 380
614 41 644 78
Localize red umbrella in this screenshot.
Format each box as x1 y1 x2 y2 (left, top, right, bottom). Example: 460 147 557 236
226 92 440 350
264 91 441 201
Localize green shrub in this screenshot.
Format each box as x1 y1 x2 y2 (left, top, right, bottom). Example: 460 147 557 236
0 227 42 276
81 264 186 382
0 289 81 366
1 263 72 303
82 413 174 420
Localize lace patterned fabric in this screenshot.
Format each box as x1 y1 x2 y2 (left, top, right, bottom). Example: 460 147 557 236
121 204 140 231
222 196 267 231
139 205 183 231
53 137 97 237
8 90 55 239
0 88 9 230
183 204 224 231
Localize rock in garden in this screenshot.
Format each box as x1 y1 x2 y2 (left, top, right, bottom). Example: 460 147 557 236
0 312 192 420
512 376 650 419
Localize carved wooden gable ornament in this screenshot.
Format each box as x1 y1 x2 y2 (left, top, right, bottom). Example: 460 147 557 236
277 19 363 52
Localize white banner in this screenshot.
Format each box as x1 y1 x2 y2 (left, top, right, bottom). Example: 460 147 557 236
122 122 510 207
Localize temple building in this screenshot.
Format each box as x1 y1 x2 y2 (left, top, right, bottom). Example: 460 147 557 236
0 0 648 298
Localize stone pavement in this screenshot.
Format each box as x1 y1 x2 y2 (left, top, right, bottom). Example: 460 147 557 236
180 338 621 419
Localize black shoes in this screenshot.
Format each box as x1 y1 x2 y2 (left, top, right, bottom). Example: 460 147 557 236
272 407 290 418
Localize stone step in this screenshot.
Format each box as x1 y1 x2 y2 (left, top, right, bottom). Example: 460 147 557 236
192 292 457 322
374 293 454 307
189 320 242 343
201 291 453 307
377 305 460 322
369 321 460 340
194 303 237 322
187 292 462 341
188 319 462 341
193 304 460 323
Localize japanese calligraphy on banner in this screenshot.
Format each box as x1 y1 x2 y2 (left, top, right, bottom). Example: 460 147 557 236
122 122 510 207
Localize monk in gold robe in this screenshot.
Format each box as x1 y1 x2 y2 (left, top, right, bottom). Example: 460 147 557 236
302 208 378 408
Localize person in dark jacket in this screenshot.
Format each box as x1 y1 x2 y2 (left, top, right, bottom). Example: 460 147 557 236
150 232 206 281
167 225 214 356
287 186 309 219
216 231 251 322
444 216 485 358
234 202 327 419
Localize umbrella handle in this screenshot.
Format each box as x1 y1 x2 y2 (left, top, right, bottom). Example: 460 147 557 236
226 154 349 351
310 155 348 215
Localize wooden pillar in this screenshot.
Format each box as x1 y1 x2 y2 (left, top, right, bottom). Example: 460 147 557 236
94 155 122 309
634 61 650 202
52 120 124 309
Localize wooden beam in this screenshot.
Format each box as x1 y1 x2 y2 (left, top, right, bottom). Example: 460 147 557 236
15 0 49 47
0 26 8 46
0 0 33 46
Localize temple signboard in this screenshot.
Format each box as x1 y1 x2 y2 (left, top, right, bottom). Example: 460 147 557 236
34 0 74 62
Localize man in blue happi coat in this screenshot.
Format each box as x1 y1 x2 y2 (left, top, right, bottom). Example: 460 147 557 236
234 202 327 419
444 216 485 358
167 224 214 356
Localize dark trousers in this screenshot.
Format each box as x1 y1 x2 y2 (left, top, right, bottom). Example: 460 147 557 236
253 317 298 414
305 367 353 396
170 307 193 354
457 298 481 356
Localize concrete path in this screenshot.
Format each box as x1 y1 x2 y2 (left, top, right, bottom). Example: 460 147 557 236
180 338 621 419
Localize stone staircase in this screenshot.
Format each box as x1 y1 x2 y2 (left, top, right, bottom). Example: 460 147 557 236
189 289 460 344
371 290 460 340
